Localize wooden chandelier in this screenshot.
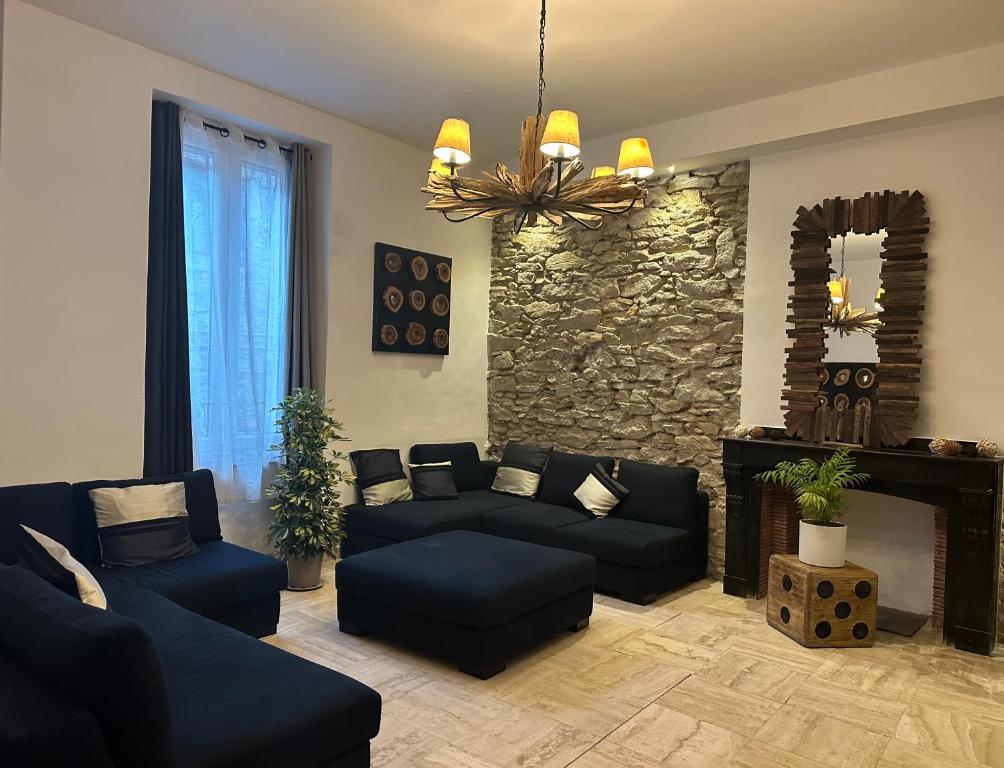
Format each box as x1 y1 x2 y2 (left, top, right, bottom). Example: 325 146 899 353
422 117 647 233
421 0 652 234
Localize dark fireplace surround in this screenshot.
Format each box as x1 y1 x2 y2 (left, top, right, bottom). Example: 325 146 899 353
722 437 1003 655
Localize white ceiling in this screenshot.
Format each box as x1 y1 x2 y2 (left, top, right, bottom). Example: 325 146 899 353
25 0 1004 160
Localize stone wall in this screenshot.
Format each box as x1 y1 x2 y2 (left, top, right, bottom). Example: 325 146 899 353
487 162 749 576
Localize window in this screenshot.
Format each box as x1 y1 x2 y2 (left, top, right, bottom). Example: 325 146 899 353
181 114 290 502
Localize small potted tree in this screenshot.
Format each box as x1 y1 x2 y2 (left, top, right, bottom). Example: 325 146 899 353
757 449 868 568
267 389 352 590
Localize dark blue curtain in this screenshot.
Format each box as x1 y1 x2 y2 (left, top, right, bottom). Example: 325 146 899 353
144 100 193 477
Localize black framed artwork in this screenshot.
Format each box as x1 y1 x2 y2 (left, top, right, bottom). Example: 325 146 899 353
372 242 452 355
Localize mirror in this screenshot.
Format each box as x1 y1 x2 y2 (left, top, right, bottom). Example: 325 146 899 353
824 232 883 363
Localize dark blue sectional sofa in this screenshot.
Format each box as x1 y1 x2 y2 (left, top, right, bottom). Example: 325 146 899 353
0 470 381 768
343 442 708 605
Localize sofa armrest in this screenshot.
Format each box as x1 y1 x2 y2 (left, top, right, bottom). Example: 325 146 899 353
692 489 710 580
480 460 500 490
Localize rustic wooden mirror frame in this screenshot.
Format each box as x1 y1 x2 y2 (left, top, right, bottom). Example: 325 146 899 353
782 190 928 447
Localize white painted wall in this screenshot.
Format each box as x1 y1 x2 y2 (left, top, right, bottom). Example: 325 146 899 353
742 112 1004 614
0 2 489 543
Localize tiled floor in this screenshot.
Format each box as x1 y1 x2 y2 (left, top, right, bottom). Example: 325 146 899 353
266 562 1004 767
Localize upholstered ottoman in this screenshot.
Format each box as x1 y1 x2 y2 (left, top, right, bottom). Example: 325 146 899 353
336 530 595 678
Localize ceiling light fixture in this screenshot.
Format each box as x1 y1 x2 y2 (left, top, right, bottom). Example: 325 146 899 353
422 0 652 233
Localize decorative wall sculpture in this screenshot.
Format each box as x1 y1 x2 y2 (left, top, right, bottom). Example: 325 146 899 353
372 243 451 355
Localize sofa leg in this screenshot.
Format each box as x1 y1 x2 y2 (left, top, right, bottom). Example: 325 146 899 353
339 620 368 637
459 662 506 680
626 592 657 606
568 617 590 633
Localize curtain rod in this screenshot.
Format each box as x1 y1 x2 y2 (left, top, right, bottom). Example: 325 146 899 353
202 121 293 154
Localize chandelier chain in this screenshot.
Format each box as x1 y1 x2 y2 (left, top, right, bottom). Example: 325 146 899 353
840 234 846 277
536 0 547 120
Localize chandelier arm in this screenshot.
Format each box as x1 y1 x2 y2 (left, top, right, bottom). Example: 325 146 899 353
447 178 496 203
563 210 605 230
561 192 644 217
513 209 530 235
441 208 498 223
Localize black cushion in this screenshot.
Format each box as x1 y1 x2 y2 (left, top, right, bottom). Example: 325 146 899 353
481 501 592 546
410 442 484 492
109 588 381 768
613 460 699 528
409 463 459 500
0 482 77 565
336 530 594 628
94 540 286 617
16 525 80 598
349 448 412 505
0 653 113 768
491 442 553 498
344 490 522 542
538 451 615 509
555 517 694 568
0 566 171 768
73 469 222 565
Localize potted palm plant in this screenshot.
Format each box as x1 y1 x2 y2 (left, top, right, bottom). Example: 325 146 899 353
267 389 352 590
757 449 868 568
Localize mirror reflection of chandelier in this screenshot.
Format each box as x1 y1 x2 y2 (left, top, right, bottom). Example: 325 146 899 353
421 0 655 234
827 235 882 336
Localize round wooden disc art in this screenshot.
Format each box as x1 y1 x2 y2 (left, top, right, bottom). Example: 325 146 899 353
410 255 429 281
409 290 426 311
380 324 398 345
382 285 404 313
431 294 450 317
384 251 402 273
433 329 449 349
405 322 426 346
435 262 452 283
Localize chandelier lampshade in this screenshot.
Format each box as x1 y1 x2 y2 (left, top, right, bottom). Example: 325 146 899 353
540 110 581 158
617 137 654 178
433 118 471 166
590 166 615 178
828 279 845 305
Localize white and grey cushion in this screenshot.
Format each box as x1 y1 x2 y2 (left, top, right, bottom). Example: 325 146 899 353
408 462 459 500
574 463 630 517
17 525 108 608
89 482 199 567
351 448 414 506
491 442 552 498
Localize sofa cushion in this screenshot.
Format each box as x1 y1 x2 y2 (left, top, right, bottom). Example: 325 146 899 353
93 541 286 617
555 517 693 568
538 451 615 509
0 653 113 768
73 469 222 565
409 462 459 500
410 442 484 492
482 502 592 546
0 567 171 768
574 464 629 517
110 588 381 768
344 490 521 543
491 442 552 498
18 525 107 608
0 482 77 565
349 448 413 505
612 460 699 528
336 530 595 628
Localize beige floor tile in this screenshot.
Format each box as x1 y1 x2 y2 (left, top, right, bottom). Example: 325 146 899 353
657 675 780 736
607 702 746 764
370 715 444 768
728 634 844 676
728 739 830 768
652 611 746 650
785 676 907 735
696 648 807 703
566 740 662 767
451 706 598 768
910 676 1004 724
878 738 994 768
493 666 649 736
613 629 723 670
810 657 920 699
383 679 516 744
895 701 1004 767
342 653 430 701
755 705 888 768
574 650 692 700
417 744 505 768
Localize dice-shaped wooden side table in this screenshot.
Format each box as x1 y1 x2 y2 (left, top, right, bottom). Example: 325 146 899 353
766 554 877 648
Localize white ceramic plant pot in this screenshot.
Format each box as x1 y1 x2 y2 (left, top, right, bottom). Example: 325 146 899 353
798 520 847 568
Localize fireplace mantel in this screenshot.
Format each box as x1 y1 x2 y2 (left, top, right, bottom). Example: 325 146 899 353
721 436 1003 655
